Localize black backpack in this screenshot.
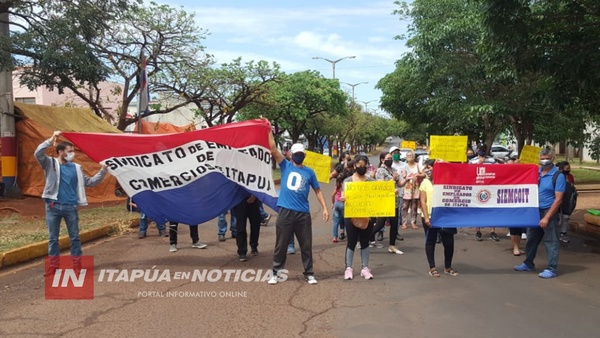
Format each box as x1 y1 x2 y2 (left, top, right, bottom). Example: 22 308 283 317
552 172 578 215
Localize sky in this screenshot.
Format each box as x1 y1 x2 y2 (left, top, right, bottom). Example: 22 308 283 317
160 0 412 115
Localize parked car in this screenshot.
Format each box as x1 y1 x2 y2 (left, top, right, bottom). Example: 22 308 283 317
399 148 413 161
491 144 518 159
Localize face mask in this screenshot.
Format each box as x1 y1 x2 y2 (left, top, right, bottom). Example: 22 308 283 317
291 153 305 165
392 153 400 161
424 169 432 178
467 154 476 160
355 166 367 176
384 159 393 167
477 150 486 157
64 152 75 162
539 159 553 167
563 170 570 174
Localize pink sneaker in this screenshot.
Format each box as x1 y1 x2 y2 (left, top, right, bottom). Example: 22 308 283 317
344 267 353 280
360 267 373 280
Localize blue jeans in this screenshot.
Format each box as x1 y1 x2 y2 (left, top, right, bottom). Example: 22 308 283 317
332 201 345 237
397 197 403 228
46 202 81 257
139 213 165 233
523 208 560 272
218 212 237 236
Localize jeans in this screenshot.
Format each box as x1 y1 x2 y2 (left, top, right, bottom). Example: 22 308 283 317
46 202 81 257
523 208 560 272
345 218 373 269
332 201 345 237
139 213 166 233
397 197 403 228
218 212 237 236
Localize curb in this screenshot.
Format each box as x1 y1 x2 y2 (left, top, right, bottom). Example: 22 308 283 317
571 214 600 240
0 181 283 270
0 224 115 270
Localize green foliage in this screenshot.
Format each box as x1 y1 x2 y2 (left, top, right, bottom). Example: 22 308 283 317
5 0 140 87
241 70 348 145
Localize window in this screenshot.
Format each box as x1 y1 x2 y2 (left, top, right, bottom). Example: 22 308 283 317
15 97 36 104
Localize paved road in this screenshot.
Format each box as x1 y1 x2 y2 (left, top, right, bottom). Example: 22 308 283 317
1 147 600 337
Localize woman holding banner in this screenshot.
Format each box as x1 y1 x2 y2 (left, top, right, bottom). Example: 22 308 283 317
340 155 376 280
419 159 459 277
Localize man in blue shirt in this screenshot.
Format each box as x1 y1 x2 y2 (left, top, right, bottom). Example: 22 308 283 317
268 133 329 285
515 147 565 278
35 131 107 276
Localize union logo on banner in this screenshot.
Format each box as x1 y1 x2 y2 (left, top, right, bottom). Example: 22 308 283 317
431 163 540 228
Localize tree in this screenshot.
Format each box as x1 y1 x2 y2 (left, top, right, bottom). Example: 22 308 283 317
381 0 508 149
2 0 138 79
156 58 282 128
241 70 349 147
480 0 600 150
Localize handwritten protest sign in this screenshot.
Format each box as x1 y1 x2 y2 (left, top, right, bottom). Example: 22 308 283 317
401 141 416 150
519 145 542 164
344 181 395 217
304 151 332 183
429 135 468 163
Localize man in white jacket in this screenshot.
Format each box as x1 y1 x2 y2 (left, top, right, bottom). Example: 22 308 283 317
35 131 108 276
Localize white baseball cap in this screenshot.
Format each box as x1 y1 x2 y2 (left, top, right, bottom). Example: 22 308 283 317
290 143 305 154
390 146 400 153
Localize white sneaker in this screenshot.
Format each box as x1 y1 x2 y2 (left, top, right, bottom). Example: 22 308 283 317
521 233 527 240
191 242 207 249
169 244 177 252
268 275 278 285
360 267 374 280
305 275 318 285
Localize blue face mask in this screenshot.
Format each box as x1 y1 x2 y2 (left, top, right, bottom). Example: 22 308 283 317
292 153 305 165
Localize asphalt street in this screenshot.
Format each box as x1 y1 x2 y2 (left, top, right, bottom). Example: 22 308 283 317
1 143 599 337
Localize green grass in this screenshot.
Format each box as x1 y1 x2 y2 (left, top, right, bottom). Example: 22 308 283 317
273 168 281 180
0 206 136 253
555 156 600 168
570 168 600 184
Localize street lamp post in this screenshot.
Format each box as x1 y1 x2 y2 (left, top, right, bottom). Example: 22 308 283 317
342 82 368 101
359 100 375 111
312 55 356 79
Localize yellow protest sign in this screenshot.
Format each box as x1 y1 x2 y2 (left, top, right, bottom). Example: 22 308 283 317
429 135 468 163
343 181 396 217
401 141 416 150
304 151 332 183
519 145 542 164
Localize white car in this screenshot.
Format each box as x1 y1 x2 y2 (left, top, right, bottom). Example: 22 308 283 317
399 148 413 160
491 144 518 159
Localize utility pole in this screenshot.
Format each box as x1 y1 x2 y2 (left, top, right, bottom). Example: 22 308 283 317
0 4 21 197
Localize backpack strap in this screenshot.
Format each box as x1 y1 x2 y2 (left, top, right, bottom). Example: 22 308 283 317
552 171 559 189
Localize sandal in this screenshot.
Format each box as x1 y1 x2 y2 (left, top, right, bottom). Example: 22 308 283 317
513 250 521 256
444 268 459 276
401 225 408 230
411 223 419 230
429 268 440 278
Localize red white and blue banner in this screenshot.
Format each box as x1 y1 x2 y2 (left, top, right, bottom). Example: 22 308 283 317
431 163 540 228
63 120 277 225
